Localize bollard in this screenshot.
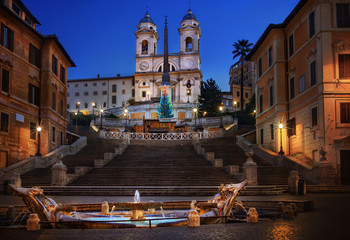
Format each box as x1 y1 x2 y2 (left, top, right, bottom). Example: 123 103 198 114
27 213 40 231
101 201 109 215
188 210 200 227
247 208 258 223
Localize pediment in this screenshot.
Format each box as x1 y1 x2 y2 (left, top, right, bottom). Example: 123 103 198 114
333 40 350 52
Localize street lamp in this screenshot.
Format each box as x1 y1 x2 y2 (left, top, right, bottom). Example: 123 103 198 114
74 112 78 127
124 108 128 131
35 126 42 157
193 107 198 131
187 89 190 103
92 102 96 124
219 106 223 128
279 123 284 155
99 109 104 130
233 101 238 122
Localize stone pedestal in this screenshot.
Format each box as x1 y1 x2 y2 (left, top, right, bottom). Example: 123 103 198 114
243 150 258 186
51 161 67 186
188 210 200 227
27 213 40 231
288 170 300 194
131 209 145 220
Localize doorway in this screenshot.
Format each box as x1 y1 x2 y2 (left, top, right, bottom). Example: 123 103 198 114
340 150 350 184
0 151 8 169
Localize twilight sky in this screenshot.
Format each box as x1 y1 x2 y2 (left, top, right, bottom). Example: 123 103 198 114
23 0 300 91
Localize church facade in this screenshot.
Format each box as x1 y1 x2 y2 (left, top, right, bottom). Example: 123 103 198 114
67 9 202 119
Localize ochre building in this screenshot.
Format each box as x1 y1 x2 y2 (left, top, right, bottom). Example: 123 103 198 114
247 0 350 184
0 0 75 168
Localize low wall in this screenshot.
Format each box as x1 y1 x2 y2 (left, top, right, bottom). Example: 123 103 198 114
0 132 87 183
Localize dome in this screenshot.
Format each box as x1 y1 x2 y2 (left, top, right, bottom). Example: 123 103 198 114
139 12 155 24
182 9 197 21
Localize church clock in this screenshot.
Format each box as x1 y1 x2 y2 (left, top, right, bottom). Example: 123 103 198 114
139 61 149 71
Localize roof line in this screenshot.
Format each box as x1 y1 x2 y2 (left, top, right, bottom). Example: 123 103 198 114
68 76 134 82
246 0 308 60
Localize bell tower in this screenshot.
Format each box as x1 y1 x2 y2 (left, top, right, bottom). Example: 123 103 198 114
135 12 159 59
179 9 201 55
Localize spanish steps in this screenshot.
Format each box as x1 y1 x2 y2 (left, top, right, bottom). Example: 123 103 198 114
20 126 290 195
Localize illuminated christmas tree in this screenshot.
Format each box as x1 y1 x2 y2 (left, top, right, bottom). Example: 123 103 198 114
157 87 173 118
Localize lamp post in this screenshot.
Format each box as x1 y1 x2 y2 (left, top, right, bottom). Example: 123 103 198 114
279 123 284 155
233 101 237 121
35 126 42 157
187 89 190 103
219 106 223 128
193 107 198 131
99 109 104 130
124 108 128 131
92 102 96 124
74 112 78 127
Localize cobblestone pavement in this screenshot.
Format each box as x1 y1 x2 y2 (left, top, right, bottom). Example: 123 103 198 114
1 193 350 240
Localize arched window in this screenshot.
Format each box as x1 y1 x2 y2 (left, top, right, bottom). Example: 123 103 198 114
103 102 106 108
185 37 193 52
154 43 157 54
84 103 88 108
141 40 148 54
112 95 117 104
122 101 125 107
171 64 175 72
158 65 162 72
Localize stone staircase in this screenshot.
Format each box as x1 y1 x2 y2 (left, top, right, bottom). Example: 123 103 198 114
20 127 122 187
200 133 290 186
69 143 236 188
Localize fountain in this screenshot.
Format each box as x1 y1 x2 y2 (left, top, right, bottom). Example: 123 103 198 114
9 180 248 228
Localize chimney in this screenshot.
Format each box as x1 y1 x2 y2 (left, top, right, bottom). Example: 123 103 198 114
97 74 100 78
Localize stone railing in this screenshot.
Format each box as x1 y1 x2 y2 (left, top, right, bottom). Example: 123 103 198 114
0 132 87 184
236 131 337 185
104 131 224 140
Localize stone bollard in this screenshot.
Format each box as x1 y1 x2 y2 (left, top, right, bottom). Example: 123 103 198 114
206 152 215 161
247 208 258 223
101 201 109 215
243 150 258 186
27 213 40 231
277 202 285 213
7 206 16 221
288 170 300 194
188 210 200 227
51 161 67 186
284 205 295 219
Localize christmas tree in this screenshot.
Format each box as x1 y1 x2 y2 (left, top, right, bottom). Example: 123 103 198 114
158 87 174 118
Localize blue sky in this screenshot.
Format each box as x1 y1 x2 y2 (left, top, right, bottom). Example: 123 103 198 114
23 0 300 91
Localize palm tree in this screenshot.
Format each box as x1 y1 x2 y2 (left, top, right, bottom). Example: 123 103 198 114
232 39 253 111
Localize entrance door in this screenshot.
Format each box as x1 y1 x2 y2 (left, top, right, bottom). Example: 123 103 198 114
0 151 8 169
340 150 350 184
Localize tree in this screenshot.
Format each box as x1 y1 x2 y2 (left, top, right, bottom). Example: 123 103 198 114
232 39 253 111
198 78 223 117
157 87 174 118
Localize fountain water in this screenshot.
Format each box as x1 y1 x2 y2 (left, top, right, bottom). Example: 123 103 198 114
109 206 115 217
134 190 140 203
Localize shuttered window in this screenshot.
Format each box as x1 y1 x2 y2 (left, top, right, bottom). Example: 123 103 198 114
1 68 9 93
340 103 350 123
1 24 14 51
28 84 39 106
0 112 9 132
309 12 315 38
29 44 40 68
52 55 58 75
339 54 350 79
336 3 350 28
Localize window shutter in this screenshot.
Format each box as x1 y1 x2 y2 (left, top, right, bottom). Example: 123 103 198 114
339 55 345 78
35 85 40 106
8 28 14 51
